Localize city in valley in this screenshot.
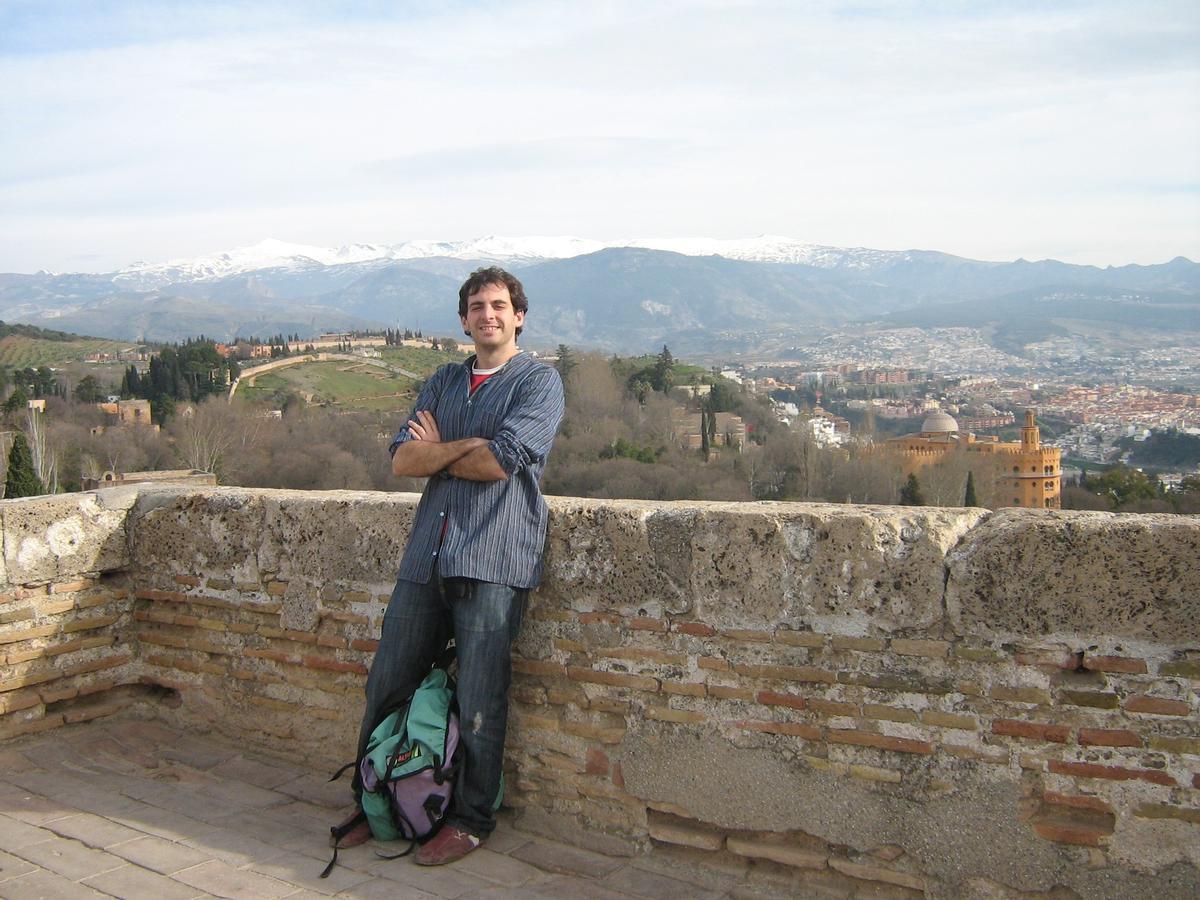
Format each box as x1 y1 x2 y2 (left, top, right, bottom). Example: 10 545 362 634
705 321 1200 492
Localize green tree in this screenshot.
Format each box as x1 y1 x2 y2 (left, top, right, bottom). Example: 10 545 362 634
899 473 925 506
652 345 675 392
5 432 44 498
630 377 652 404
964 470 978 506
707 379 739 412
74 375 105 403
555 344 576 379
150 395 176 425
1087 464 1159 509
3 387 28 416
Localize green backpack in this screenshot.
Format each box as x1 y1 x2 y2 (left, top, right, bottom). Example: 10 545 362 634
359 664 462 842
323 659 461 877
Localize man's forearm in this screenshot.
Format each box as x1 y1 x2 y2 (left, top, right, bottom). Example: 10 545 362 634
445 445 508 481
392 437 488 477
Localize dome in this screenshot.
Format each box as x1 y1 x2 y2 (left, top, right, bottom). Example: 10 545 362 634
921 411 959 434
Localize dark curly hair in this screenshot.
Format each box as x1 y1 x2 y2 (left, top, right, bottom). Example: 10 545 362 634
458 266 528 336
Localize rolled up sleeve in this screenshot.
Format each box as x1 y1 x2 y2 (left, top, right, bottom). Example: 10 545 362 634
388 369 446 457
488 367 565 476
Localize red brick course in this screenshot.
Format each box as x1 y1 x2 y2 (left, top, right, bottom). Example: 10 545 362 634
992 719 1071 743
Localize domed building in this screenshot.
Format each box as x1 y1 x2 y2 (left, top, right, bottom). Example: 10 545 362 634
919 410 960 436
885 409 1061 509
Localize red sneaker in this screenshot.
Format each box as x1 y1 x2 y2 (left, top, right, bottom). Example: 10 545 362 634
414 826 482 866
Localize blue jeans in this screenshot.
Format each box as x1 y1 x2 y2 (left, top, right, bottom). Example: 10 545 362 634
356 576 526 837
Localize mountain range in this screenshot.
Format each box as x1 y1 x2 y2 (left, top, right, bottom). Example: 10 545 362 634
2 237 1197 355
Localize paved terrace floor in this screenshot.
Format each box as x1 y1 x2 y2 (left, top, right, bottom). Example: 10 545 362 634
0 715 797 900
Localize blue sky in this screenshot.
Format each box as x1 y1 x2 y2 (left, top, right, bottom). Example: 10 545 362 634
1 0 1197 271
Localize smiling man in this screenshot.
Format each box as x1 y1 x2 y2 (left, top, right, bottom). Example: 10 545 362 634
336 266 564 865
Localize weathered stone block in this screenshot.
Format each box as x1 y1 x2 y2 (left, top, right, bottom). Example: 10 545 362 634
2 490 134 584
130 489 266 585
946 509 1200 642
771 503 983 635
541 499 982 633
539 500 698 618
257 491 414 588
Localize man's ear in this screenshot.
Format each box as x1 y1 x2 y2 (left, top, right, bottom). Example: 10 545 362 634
461 316 470 336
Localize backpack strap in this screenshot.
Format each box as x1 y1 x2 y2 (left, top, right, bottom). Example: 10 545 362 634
374 787 420 859
321 809 367 879
327 760 356 783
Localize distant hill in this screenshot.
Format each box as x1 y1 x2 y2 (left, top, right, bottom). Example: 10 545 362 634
0 320 143 368
0 320 109 343
2 238 1196 353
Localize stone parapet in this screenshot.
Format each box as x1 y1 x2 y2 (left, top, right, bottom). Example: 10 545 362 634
0 486 1197 898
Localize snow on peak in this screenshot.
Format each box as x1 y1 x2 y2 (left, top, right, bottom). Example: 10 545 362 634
112 238 396 289
389 235 606 261
108 235 912 289
617 235 906 268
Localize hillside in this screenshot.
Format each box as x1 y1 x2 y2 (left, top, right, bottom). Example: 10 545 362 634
0 330 143 368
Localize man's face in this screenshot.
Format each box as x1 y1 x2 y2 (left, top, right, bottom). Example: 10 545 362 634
460 283 524 352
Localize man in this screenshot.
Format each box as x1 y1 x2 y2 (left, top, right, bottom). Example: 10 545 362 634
337 266 564 865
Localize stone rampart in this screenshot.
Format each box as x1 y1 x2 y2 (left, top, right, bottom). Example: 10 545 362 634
1 486 1197 898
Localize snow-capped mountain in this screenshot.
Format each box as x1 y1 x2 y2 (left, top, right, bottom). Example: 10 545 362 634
617 235 914 269
4 237 1194 351
112 239 395 290
388 235 608 263
109 235 915 290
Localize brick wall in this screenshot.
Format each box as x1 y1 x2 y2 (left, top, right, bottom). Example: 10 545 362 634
1 487 1196 897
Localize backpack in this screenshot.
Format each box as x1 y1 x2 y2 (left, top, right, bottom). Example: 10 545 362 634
322 654 461 878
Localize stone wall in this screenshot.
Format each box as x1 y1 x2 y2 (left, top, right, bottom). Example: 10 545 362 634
0 490 142 740
1 486 1197 898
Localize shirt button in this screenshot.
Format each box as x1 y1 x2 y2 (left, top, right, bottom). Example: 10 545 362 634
439 512 445 517
432 551 438 557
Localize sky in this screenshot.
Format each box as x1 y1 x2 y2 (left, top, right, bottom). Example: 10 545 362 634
1 0 1198 273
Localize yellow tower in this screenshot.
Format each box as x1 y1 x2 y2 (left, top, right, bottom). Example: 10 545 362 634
1002 410 1061 509
1021 409 1039 450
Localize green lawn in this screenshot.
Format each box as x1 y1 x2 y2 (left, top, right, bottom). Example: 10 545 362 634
378 345 467 371
235 360 420 411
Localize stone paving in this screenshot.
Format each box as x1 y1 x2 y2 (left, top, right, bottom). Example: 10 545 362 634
0 715 745 899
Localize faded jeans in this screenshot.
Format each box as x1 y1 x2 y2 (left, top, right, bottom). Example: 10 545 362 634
356 575 526 837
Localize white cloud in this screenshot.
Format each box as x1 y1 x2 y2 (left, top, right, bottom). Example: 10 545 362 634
0 0 1196 270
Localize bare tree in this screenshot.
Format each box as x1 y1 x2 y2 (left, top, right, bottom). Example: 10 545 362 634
25 408 58 494
168 397 260 478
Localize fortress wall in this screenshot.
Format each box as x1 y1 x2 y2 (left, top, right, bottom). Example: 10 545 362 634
0 486 1197 897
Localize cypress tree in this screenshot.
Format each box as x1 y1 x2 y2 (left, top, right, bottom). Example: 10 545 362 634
5 432 44 498
899 473 925 506
964 471 978 506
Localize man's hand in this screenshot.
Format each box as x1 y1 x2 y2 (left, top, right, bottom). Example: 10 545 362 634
407 410 442 443
392 407 486 478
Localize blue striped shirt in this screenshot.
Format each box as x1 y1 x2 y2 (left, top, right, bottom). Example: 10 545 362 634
389 352 565 589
